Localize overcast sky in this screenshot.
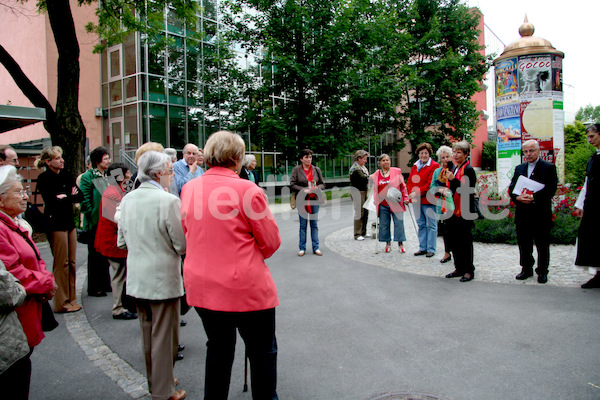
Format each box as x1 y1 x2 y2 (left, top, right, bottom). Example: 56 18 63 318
467 0 600 118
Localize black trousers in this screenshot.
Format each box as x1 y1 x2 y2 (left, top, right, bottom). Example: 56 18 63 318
196 307 278 400
516 216 551 275
447 216 474 275
86 226 111 295
0 348 32 400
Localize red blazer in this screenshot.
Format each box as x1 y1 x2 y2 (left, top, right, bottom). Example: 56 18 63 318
180 167 281 312
407 159 440 206
371 167 409 214
0 212 54 347
95 184 127 259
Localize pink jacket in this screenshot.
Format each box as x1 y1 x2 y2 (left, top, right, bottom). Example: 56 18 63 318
407 160 440 206
0 212 54 347
180 167 281 312
371 167 409 214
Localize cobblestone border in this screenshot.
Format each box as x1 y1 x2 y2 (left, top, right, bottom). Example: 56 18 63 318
64 265 151 400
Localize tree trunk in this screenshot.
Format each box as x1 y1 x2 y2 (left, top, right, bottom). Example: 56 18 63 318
46 0 86 177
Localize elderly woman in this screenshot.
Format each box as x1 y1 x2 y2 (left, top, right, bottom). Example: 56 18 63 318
350 150 369 240
0 165 57 397
180 130 281 400
290 149 325 256
239 154 259 184
444 141 477 282
117 152 187 400
35 146 83 313
429 145 455 264
372 154 409 253
96 163 137 320
407 142 440 257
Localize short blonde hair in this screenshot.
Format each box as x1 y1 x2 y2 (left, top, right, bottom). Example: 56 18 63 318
354 149 369 161
135 142 164 163
203 131 245 168
35 146 63 170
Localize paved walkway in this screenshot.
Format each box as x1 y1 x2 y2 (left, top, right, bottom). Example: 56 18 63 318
324 211 593 287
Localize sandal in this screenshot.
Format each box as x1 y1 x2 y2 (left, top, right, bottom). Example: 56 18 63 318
398 243 406 253
385 242 391 253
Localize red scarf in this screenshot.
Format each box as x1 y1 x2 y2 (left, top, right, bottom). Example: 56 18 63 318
449 161 469 217
304 165 316 213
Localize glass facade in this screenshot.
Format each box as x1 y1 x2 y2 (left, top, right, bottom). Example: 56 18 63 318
99 1 387 183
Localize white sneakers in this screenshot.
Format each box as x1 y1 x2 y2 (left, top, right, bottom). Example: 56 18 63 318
314 250 323 256
299 249 322 256
356 236 365 241
298 250 305 256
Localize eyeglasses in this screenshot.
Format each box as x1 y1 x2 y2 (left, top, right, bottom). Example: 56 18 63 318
6 189 28 198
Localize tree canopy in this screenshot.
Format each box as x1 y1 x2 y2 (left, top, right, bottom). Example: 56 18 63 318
221 0 491 160
575 104 600 123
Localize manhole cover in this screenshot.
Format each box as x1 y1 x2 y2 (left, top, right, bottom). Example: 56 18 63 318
368 393 449 400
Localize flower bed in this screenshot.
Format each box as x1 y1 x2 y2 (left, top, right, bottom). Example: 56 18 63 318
473 172 579 245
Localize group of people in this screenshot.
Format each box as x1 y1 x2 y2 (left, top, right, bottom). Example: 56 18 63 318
350 140 477 282
349 131 600 287
0 133 281 400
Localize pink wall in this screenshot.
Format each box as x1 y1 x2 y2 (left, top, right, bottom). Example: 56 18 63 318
0 1 101 151
469 9 489 168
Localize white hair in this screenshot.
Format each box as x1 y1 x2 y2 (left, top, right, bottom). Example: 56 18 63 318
137 151 169 183
243 154 256 167
0 165 21 196
163 148 177 162
436 145 453 162
522 139 540 150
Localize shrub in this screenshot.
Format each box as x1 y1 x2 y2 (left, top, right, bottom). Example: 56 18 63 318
565 143 594 187
480 140 497 171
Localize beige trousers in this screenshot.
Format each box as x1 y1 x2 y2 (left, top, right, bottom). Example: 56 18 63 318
49 229 78 312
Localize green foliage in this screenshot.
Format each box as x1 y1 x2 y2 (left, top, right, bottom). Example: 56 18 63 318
221 0 492 161
575 104 600 123
480 140 496 171
565 142 595 187
564 120 587 155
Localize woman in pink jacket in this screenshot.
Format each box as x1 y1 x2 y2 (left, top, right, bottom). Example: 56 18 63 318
372 154 409 253
0 166 57 397
180 130 281 400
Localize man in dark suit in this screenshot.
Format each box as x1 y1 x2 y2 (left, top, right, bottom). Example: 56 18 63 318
509 139 558 284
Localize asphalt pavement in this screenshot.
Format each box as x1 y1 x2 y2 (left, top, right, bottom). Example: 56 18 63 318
30 200 600 400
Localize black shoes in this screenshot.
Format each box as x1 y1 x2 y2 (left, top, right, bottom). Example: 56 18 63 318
414 250 427 256
582 275 600 289
176 353 184 361
516 270 533 280
445 271 462 278
426 252 435 258
460 273 474 282
180 319 187 327
113 311 138 320
440 256 452 264
537 274 548 284
178 344 185 352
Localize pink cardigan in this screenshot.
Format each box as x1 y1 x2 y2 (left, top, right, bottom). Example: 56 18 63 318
371 167 409 214
0 212 54 347
180 167 281 312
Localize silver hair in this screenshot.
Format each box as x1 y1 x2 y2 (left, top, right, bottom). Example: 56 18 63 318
522 139 540 150
0 165 22 196
452 140 471 155
243 154 256 167
378 153 390 162
163 148 178 162
436 145 453 162
137 151 170 183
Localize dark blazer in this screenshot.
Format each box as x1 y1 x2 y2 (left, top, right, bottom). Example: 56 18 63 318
239 167 258 184
508 158 558 224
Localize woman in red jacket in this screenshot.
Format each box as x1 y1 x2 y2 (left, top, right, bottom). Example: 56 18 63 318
181 131 281 399
0 165 57 397
407 143 440 257
95 163 137 320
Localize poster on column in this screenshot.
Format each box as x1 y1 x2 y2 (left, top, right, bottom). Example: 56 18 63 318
496 58 519 105
496 102 522 190
521 99 554 162
518 55 552 96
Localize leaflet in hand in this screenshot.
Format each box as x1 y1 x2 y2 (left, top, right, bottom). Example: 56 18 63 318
512 175 545 196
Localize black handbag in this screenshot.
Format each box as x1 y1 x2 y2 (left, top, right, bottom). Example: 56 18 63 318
76 229 89 244
41 301 59 332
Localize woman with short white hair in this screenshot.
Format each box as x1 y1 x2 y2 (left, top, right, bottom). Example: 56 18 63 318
239 154 258 184
118 151 187 400
429 145 454 264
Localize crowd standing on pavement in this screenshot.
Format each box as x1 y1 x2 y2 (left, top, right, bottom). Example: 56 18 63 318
1 126 599 399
